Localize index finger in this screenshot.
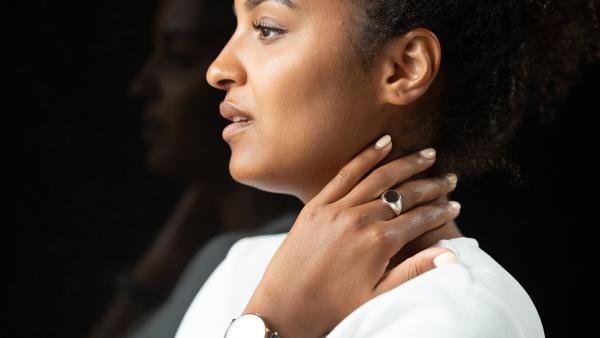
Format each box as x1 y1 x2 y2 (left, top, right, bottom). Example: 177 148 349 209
313 134 393 205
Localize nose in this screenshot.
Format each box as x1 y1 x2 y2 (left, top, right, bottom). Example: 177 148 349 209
129 55 159 102
206 38 247 91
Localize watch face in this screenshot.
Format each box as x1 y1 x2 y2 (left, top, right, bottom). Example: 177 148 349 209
225 313 268 338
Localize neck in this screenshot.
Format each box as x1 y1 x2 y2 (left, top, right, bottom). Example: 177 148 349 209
215 182 296 232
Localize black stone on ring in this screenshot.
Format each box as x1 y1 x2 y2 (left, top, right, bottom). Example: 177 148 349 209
381 190 403 216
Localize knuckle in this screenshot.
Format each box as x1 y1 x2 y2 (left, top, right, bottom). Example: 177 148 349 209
372 168 393 185
412 206 438 226
405 184 425 204
408 258 422 279
367 226 390 245
339 209 368 227
299 204 324 225
334 169 351 185
435 175 448 189
409 153 427 165
360 149 378 162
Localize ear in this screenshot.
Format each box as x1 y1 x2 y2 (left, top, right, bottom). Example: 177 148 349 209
378 28 441 106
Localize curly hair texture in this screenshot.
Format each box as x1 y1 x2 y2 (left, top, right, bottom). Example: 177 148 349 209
349 0 600 185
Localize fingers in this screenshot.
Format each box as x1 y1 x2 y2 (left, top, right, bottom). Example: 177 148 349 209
337 147 438 208
346 173 458 226
395 173 458 212
373 247 459 297
374 200 461 259
315 134 393 205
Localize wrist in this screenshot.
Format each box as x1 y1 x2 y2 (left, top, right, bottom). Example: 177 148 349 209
225 313 281 338
243 296 330 338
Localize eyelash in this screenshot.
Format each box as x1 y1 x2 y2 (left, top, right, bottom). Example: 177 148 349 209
251 19 286 41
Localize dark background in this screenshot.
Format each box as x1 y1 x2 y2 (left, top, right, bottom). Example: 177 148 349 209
10 1 597 337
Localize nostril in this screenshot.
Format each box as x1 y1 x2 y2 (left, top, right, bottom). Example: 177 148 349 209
205 53 246 89
217 79 236 89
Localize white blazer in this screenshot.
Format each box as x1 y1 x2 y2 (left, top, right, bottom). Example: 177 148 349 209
175 234 544 337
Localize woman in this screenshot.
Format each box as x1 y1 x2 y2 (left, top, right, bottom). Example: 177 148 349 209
87 1 303 337
175 0 599 337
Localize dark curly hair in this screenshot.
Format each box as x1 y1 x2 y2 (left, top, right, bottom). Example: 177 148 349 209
348 0 600 185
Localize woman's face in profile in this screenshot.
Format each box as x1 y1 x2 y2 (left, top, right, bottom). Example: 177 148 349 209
207 0 391 203
131 0 232 180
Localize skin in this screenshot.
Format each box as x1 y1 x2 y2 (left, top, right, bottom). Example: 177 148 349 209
208 0 461 257
207 0 464 336
88 1 300 337
244 142 461 337
133 0 226 181
129 0 298 285
208 0 440 201
131 0 298 233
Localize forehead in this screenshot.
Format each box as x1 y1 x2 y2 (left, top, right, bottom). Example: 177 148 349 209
233 0 348 15
157 0 204 29
242 0 297 10
157 0 237 36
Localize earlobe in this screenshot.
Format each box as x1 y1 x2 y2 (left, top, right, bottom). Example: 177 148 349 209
381 28 441 106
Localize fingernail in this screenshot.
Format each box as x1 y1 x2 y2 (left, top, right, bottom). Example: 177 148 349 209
375 135 392 150
434 251 459 267
446 173 458 185
449 201 461 210
418 148 436 159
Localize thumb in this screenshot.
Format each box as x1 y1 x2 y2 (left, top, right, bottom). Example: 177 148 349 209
374 247 459 296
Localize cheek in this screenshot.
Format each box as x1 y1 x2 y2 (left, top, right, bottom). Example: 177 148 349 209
151 70 224 166
157 71 212 127
238 42 377 189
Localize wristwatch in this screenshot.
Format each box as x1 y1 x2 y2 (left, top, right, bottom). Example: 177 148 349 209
224 313 281 338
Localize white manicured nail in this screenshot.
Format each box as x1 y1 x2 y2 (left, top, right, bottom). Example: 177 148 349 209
418 148 436 159
449 201 461 210
433 251 459 267
375 135 391 149
446 173 458 185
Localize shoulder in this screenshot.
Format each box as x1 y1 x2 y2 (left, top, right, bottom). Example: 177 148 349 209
328 237 545 338
435 236 544 336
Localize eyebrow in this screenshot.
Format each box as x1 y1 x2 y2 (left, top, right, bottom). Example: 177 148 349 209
160 30 199 42
232 0 297 16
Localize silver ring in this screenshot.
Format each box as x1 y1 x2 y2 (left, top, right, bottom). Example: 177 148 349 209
381 190 402 216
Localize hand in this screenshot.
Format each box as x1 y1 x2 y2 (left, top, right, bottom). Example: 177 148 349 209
242 135 461 338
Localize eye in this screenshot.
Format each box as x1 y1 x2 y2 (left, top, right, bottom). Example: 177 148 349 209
252 19 286 41
165 52 196 67
162 48 200 68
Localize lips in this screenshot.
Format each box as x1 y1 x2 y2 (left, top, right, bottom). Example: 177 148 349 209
219 101 254 123
139 114 162 142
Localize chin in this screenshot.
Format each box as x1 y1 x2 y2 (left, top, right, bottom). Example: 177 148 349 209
145 146 179 176
146 154 171 176
228 157 261 187
227 155 297 196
